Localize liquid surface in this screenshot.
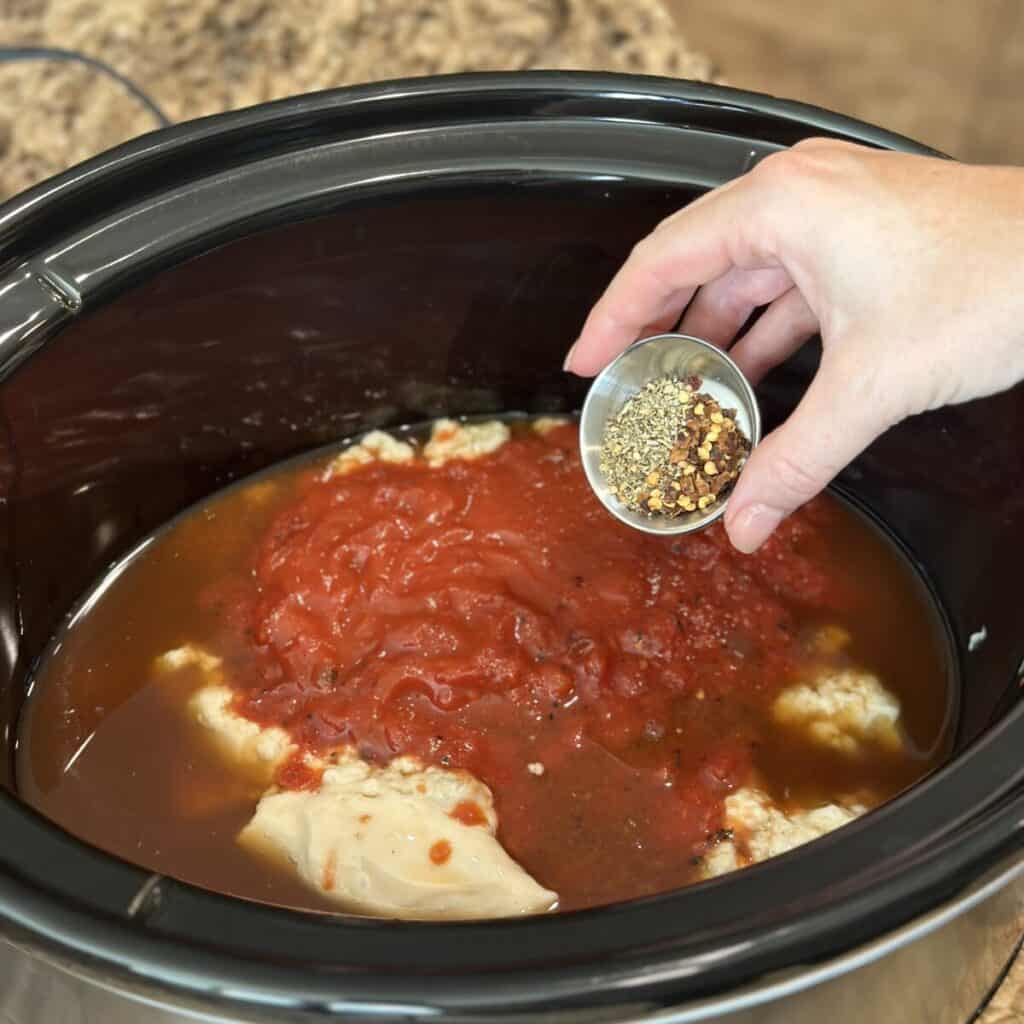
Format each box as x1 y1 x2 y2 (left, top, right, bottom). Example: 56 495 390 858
17 420 953 913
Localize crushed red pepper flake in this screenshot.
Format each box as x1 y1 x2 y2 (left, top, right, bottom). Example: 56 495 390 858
599 375 751 518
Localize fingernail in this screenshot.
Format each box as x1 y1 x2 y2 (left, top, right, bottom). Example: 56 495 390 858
726 503 785 554
562 341 579 373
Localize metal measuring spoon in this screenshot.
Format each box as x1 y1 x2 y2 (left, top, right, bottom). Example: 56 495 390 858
579 333 762 536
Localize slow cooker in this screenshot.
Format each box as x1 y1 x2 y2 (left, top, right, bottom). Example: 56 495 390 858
0 73 1021 1024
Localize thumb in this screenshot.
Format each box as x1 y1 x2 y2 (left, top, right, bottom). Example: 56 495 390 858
724 353 896 553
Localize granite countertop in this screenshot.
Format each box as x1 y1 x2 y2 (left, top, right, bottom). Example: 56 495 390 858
993 953 1024 1022
0 0 713 200
0 1 1020 1019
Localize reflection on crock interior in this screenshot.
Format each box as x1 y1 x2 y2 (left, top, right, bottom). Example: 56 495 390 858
15 416 954 919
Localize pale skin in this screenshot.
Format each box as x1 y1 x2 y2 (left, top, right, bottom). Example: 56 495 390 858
564 138 1024 553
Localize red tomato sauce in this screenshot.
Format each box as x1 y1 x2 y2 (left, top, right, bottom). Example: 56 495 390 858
17 419 951 915
215 423 854 908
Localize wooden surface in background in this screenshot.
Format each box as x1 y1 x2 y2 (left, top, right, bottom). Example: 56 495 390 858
665 0 1024 164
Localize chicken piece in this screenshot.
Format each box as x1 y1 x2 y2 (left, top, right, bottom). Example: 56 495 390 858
155 646 296 781
325 430 415 478
773 668 903 756
532 416 571 435
189 685 296 781
155 643 225 680
168 645 556 918
240 755 557 919
423 418 509 467
701 787 864 878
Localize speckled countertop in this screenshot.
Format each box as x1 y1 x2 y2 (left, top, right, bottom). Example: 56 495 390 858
0 0 713 200
0 1 1021 1019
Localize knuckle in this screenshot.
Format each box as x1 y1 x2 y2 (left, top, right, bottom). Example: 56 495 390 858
740 268 791 307
652 206 687 235
700 273 745 318
628 235 657 266
751 149 798 185
755 141 846 191
767 446 826 504
717 290 749 320
791 136 841 154
631 242 676 292
826 349 900 424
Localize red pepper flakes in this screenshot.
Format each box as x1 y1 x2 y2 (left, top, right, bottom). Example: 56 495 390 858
599 375 751 517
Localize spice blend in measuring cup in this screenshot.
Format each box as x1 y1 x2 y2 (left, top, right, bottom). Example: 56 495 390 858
599 376 751 518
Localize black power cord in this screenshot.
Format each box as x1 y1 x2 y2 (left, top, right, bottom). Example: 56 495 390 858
0 45 172 128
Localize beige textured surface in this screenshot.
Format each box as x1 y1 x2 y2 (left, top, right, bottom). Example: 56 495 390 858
0 0 715 200
987 946 1024 1021
663 0 1024 165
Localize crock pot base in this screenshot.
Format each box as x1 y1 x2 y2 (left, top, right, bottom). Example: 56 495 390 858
2 861 1022 1023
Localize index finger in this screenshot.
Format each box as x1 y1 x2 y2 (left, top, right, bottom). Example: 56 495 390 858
564 174 773 377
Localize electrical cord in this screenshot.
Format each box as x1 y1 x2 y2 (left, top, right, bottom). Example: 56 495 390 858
0 46 172 128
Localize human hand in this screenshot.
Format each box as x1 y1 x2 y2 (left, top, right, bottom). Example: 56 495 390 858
565 139 1024 552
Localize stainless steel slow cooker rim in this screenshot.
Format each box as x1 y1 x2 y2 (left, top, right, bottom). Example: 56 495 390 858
0 71 1017 1020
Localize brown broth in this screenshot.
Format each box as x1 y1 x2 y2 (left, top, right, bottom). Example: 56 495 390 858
15 420 956 914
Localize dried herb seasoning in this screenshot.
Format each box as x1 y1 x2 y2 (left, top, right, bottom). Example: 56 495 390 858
599 375 751 518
